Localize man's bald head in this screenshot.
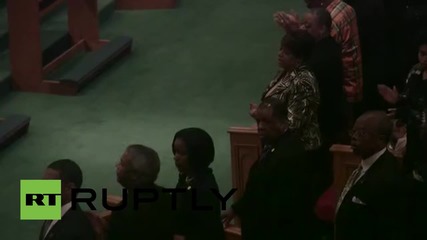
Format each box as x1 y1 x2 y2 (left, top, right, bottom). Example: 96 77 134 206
357 111 393 143
351 111 393 158
116 144 160 188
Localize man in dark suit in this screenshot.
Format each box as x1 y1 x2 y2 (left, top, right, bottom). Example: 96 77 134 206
305 8 347 144
107 144 174 240
40 159 96 240
222 97 317 240
304 9 347 207
335 111 407 240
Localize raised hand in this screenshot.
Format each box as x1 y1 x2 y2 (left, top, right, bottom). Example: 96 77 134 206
378 84 399 104
274 11 288 29
273 11 301 33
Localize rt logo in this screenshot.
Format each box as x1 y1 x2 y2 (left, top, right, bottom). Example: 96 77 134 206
20 180 62 220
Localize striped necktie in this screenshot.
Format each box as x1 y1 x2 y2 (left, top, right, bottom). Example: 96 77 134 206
336 165 363 211
260 145 273 162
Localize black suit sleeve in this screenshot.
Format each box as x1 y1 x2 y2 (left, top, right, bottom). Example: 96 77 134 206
373 175 408 240
268 152 314 239
57 218 95 240
106 212 126 240
231 162 258 216
189 188 224 240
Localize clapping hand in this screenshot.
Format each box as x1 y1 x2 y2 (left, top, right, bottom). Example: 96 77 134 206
378 84 399 104
273 10 300 33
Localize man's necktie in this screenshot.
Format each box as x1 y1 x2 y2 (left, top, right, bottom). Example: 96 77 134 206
336 165 363 211
260 145 273 162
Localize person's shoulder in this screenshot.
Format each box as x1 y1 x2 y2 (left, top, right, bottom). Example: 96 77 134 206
277 131 306 154
65 207 89 220
324 37 341 51
375 151 403 180
193 169 220 189
61 209 96 236
410 63 424 74
314 38 342 60
294 67 316 84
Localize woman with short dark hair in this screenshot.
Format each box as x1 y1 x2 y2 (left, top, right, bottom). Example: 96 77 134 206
251 30 321 151
172 128 225 240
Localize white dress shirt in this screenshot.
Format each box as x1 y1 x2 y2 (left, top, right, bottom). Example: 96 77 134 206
355 148 387 182
43 202 72 239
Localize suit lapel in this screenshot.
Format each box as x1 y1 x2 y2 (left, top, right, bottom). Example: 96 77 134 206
345 152 391 205
356 151 390 186
42 204 80 240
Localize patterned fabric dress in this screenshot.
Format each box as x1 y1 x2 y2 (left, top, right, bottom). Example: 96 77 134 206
261 65 321 151
327 0 363 103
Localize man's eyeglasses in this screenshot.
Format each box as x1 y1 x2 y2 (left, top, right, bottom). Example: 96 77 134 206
348 129 369 138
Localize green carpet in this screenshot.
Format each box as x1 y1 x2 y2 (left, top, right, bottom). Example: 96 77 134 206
0 0 305 239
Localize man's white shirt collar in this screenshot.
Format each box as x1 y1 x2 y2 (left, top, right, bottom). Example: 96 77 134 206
361 148 387 172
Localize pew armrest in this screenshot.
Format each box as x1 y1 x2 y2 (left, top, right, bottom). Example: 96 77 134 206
96 210 112 222
225 226 241 240
94 195 121 224
107 195 122 207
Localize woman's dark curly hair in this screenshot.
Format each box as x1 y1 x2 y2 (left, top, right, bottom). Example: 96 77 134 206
281 30 315 62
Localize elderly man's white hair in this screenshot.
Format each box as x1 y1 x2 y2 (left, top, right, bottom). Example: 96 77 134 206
126 144 161 185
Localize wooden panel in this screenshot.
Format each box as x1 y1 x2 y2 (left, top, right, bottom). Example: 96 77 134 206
7 0 43 91
228 126 261 201
67 0 100 43
225 226 241 240
330 144 360 194
227 126 260 232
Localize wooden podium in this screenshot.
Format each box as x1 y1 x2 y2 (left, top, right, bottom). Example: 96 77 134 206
226 126 261 240
330 144 360 194
228 126 261 202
